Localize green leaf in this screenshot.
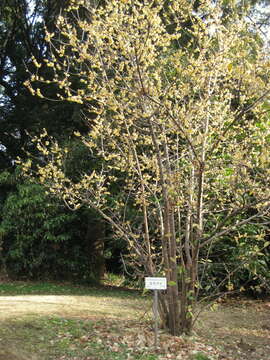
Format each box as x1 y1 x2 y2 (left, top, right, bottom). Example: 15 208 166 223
224 168 234 176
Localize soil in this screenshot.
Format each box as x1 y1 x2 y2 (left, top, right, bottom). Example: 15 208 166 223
197 298 270 359
0 294 143 320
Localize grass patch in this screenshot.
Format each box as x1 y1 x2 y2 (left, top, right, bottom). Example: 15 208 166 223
0 281 141 298
0 316 161 360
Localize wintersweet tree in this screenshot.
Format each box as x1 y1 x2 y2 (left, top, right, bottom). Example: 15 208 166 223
22 0 270 335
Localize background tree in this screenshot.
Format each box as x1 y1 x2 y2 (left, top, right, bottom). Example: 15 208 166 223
0 0 108 282
0 170 106 282
0 0 86 167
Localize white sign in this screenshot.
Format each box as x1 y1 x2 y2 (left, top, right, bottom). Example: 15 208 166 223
145 277 167 290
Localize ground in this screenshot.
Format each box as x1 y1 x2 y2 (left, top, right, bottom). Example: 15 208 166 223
196 298 270 359
0 282 269 359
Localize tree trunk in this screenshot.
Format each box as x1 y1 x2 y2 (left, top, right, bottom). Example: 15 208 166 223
85 217 105 281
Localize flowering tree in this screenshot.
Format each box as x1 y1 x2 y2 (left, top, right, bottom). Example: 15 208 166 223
23 0 270 335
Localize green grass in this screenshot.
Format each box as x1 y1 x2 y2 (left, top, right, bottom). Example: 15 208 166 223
190 353 212 360
0 281 141 298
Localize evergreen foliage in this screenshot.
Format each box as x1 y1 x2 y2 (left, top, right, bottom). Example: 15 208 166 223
0 174 103 282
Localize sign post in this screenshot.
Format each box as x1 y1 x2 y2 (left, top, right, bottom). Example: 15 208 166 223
145 277 167 348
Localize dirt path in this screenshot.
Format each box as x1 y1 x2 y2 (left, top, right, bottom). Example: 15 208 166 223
0 294 143 320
